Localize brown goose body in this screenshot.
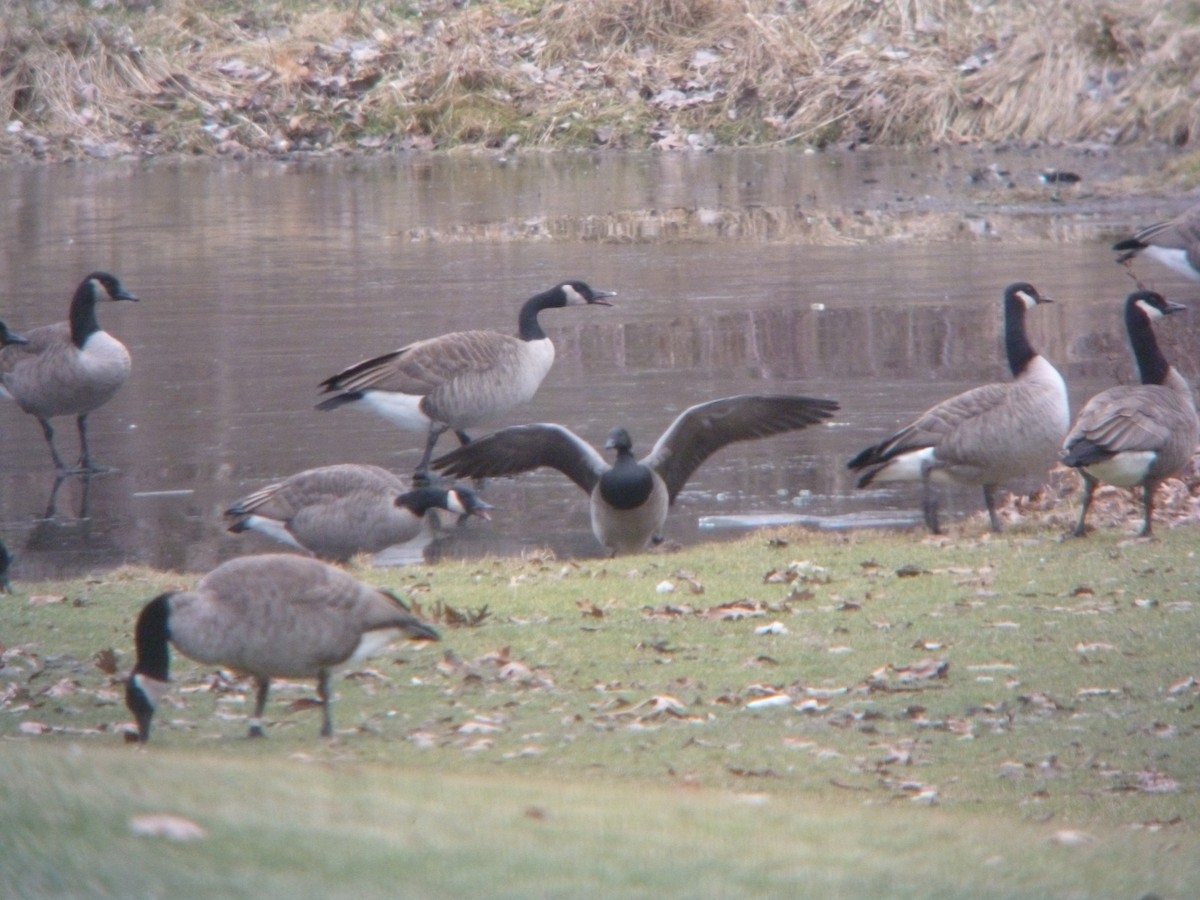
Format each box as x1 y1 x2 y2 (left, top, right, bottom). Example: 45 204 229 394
847 283 1068 534
1062 291 1198 537
125 554 440 741
317 281 614 475
433 394 839 556
225 463 491 562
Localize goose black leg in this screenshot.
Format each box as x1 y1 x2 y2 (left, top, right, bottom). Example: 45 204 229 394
248 677 270 738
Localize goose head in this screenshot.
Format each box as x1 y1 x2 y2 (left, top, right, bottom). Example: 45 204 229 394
1129 289 1185 322
1006 281 1052 310
604 427 634 455
444 486 493 521
87 272 140 304
395 486 493 521
557 281 616 307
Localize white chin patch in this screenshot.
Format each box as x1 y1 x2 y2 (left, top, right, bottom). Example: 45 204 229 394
1134 298 1165 320
1015 289 1037 308
561 284 584 305
446 491 467 515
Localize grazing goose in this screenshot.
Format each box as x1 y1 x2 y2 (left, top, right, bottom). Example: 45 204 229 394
0 272 139 473
433 394 839 556
1062 291 1198 537
1113 204 1200 283
124 554 440 742
224 463 493 562
317 280 616 476
847 282 1069 534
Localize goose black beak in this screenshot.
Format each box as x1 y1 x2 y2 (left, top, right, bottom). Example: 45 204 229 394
590 290 617 307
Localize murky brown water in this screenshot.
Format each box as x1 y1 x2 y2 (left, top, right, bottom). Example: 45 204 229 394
1 147 1196 578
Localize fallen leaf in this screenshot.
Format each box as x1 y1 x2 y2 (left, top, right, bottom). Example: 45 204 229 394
129 814 207 842
1136 769 1180 794
1048 829 1095 846
92 648 120 674
745 693 792 710
28 594 66 607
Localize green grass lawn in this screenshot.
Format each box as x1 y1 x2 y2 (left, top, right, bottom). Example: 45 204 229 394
3 522 1199 897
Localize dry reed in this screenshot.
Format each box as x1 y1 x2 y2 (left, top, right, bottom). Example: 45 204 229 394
1 0 1198 160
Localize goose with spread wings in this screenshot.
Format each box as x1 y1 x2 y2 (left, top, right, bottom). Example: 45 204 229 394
432 394 839 555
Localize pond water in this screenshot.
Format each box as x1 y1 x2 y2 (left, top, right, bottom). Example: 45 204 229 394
1 146 1196 579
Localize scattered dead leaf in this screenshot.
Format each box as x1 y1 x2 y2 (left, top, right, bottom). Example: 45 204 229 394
129 813 207 842
28 594 66 607
1048 829 1095 847
1136 769 1180 794
92 648 119 675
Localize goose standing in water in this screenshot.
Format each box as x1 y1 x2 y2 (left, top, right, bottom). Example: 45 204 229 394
317 281 615 477
0 272 139 473
847 282 1069 534
224 463 492 562
433 394 838 555
124 554 440 742
1113 204 1200 283
1062 291 1198 537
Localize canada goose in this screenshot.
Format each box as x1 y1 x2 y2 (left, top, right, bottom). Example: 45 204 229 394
0 272 139 473
317 281 616 476
432 394 839 556
1113 204 1200 282
847 282 1069 534
224 463 493 562
1062 291 1198 537
124 554 440 742
0 540 11 593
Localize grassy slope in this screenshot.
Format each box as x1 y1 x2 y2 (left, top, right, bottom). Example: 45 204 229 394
3 523 1200 896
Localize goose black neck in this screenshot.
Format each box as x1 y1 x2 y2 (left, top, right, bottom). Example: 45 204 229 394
132 594 173 681
68 279 103 348
1003 290 1038 377
517 288 561 341
397 487 446 515
599 455 654 510
1127 302 1171 386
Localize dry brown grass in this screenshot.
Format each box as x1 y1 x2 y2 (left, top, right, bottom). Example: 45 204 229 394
1 0 1199 160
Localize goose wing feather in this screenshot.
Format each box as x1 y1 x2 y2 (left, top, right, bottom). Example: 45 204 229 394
1066 386 1190 455
225 464 404 520
432 423 606 494
320 332 518 397
643 394 839 502
179 556 434 675
847 382 1013 469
